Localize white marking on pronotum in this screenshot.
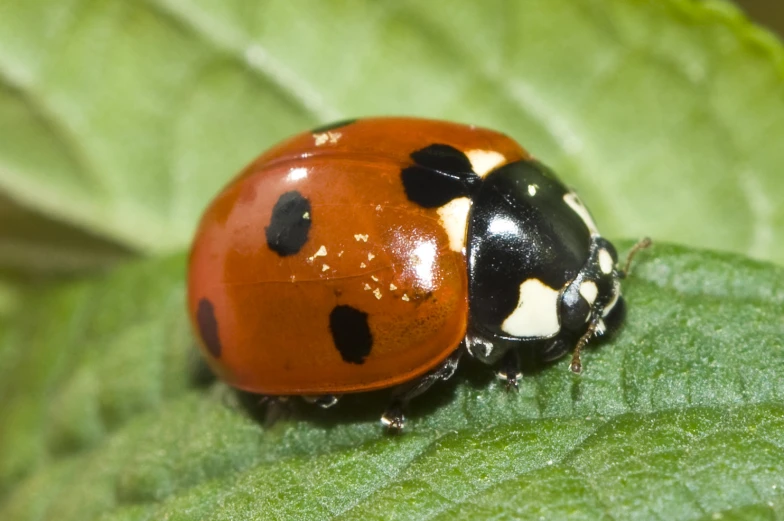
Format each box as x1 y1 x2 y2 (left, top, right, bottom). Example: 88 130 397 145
308 245 327 262
563 192 599 235
371 275 379 282
466 149 506 177
373 288 382 300
302 211 310 220
501 279 561 338
579 280 598 305
364 283 372 291
437 197 471 252
389 283 397 291
598 249 614 275
368 253 375 261
322 264 330 272
602 280 621 317
527 184 538 196
360 262 367 268
401 294 410 302
354 234 369 242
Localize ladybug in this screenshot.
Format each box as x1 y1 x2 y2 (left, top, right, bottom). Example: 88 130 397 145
188 117 649 430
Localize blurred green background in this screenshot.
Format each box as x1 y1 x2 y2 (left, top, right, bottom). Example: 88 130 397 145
0 0 783 288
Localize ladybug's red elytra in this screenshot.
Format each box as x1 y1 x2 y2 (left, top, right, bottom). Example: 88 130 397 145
187 117 649 430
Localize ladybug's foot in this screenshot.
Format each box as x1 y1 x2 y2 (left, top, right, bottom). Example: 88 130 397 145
302 395 340 408
381 346 464 432
381 401 406 433
496 350 521 392
257 395 290 427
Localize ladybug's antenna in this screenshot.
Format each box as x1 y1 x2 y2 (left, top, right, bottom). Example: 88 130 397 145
569 315 600 374
620 237 652 278
571 237 652 374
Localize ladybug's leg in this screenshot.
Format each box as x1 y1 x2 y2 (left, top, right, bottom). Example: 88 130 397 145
256 395 291 427
496 350 521 391
381 346 464 432
302 395 340 408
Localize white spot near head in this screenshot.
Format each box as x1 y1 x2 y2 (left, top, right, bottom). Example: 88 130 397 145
287 167 308 182
437 197 471 252
354 234 369 242
579 280 598 305
602 280 621 317
501 279 561 338
598 249 614 275
563 192 599 235
465 149 506 177
302 211 310 220
401 294 410 301
527 184 538 196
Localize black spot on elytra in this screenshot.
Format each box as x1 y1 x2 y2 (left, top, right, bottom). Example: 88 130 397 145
265 191 312 256
411 143 474 173
402 143 480 208
197 298 222 358
329 305 373 364
311 118 357 134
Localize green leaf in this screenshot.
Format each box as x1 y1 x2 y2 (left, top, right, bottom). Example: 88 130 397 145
1 243 783 520
1 0 784 264
0 193 132 278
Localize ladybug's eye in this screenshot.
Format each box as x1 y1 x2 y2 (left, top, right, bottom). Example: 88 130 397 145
559 281 591 333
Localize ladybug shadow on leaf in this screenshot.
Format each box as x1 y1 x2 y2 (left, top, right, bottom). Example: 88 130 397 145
227 356 583 431
187 338 615 431
230 380 464 430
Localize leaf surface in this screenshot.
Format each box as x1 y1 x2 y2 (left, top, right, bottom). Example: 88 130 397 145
1 243 783 520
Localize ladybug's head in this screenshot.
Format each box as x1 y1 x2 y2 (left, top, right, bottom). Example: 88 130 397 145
464 160 644 370
555 236 625 354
